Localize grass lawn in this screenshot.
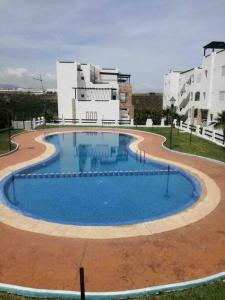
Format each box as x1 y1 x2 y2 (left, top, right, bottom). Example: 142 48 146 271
0 281 224 300
0 130 23 154
134 127 225 163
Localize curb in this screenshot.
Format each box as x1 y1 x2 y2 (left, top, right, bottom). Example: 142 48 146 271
0 272 224 299
0 130 26 157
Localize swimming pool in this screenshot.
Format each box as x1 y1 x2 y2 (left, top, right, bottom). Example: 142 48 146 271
2 132 201 226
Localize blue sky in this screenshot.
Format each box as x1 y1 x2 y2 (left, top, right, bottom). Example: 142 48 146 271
0 0 225 92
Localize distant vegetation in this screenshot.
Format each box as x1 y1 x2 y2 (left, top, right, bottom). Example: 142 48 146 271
0 91 184 129
0 92 57 129
133 92 163 125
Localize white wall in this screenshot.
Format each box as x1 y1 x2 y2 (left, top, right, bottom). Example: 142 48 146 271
57 61 77 119
57 61 120 120
76 99 120 120
202 50 225 120
163 71 180 109
163 48 225 125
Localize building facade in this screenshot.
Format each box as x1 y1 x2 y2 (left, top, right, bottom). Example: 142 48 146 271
57 61 133 122
163 42 225 125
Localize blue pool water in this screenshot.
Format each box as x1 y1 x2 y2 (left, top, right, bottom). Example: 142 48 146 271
2 132 201 226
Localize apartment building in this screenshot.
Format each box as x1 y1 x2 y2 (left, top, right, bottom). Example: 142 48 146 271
57 61 133 122
163 42 225 125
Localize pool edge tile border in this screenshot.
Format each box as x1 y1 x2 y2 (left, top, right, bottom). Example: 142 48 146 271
0 129 222 239
0 271 224 299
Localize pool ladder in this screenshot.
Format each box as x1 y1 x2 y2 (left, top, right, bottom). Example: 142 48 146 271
136 149 146 163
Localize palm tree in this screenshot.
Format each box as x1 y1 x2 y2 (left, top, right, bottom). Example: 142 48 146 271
215 111 225 145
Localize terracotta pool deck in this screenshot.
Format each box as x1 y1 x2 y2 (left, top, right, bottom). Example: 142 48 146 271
0 128 224 292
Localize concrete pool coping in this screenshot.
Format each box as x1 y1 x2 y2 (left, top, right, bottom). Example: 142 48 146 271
0 129 221 239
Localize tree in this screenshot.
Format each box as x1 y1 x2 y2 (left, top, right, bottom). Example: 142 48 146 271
0 107 8 129
215 110 225 145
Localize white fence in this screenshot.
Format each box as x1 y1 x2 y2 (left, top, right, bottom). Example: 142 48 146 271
11 117 45 130
45 117 171 128
10 116 224 147
176 121 225 147
11 117 171 129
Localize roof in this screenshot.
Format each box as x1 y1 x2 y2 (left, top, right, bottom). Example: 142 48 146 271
180 68 194 74
203 41 225 49
100 72 131 77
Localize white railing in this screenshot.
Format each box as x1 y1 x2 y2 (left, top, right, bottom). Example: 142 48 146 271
176 121 225 147
45 117 172 128
11 117 45 130
11 117 172 130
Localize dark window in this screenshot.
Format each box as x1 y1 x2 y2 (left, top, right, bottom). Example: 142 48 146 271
81 76 84 80
112 89 117 100
81 94 84 98
195 91 200 101
194 109 198 118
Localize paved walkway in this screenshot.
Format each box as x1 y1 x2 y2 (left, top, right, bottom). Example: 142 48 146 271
0 128 224 292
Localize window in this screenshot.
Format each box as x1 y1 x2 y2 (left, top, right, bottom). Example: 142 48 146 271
111 89 117 100
205 70 208 78
86 111 97 120
219 91 225 101
120 92 127 102
81 76 84 80
222 66 225 76
81 94 84 98
203 92 206 99
195 91 200 101
194 109 198 118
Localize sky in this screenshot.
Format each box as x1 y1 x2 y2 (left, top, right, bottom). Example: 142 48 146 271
0 0 225 92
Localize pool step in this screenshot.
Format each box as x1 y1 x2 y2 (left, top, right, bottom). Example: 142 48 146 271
14 169 179 179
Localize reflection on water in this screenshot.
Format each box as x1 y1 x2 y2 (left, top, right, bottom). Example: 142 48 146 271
26 132 156 173
74 133 129 172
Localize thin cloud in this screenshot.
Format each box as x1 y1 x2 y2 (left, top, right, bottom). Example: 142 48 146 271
5 67 28 78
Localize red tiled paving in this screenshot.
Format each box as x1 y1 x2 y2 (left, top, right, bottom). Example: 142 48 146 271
0 128 224 291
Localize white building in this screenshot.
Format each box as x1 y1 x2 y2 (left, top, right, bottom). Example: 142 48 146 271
163 42 225 125
56 61 133 122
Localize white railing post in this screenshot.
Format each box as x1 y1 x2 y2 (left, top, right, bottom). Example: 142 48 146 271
187 122 191 132
212 129 216 142
97 118 101 126
41 116 45 125
145 118 153 127
62 114 65 125
32 118 36 129
196 125 200 136
130 119 134 126
115 119 119 126
160 118 165 127
202 127 206 138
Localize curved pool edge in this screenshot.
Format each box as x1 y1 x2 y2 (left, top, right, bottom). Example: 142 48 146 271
0 271 224 299
0 129 221 239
